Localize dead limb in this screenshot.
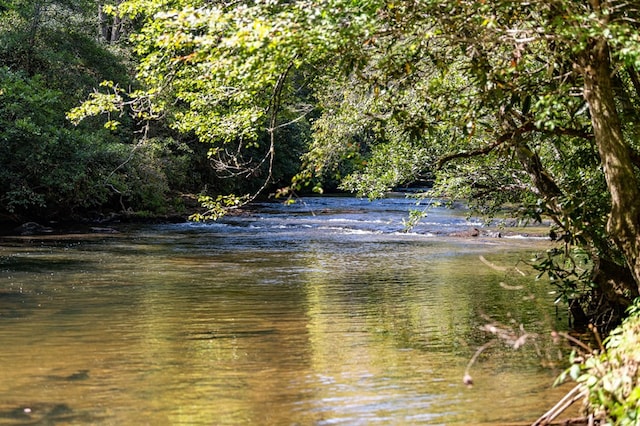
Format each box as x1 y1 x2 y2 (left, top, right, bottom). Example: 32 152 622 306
532 384 588 426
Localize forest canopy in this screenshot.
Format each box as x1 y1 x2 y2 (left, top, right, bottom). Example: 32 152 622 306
68 0 640 329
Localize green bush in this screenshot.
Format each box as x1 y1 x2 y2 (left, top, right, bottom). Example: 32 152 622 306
0 67 118 219
570 300 640 424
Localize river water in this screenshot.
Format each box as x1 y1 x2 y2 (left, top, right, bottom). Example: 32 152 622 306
0 195 576 425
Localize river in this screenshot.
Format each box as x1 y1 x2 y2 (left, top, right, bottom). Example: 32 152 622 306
0 195 577 425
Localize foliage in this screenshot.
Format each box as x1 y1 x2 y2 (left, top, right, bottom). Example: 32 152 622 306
296 0 640 326
68 0 640 327
0 67 192 218
563 300 640 424
0 0 224 221
70 0 381 215
533 246 595 306
0 67 114 217
0 0 131 99
106 137 197 214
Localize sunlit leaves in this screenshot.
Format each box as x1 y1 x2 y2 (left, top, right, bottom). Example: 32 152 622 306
67 86 123 127
118 1 309 144
190 193 247 221
563 305 640 423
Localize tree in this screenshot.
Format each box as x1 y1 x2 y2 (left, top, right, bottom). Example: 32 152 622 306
306 0 640 327
0 67 116 218
70 0 341 215
98 0 128 43
71 0 640 326
0 0 194 220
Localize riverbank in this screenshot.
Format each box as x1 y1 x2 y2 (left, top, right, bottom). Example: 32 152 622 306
0 193 555 239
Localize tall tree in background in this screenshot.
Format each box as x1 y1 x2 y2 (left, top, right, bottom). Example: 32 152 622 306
98 0 128 43
0 0 129 93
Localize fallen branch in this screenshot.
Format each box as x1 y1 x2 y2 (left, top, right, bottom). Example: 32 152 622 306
532 384 588 426
463 340 496 387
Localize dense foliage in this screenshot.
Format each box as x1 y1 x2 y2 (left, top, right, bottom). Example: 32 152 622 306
561 299 640 423
0 67 114 218
69 0 640 329
0 0 311 221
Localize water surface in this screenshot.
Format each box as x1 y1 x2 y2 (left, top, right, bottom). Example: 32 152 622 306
0 196 575 424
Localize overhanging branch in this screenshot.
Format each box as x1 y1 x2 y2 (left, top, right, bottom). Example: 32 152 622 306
436 122 536 170
436 121 593 170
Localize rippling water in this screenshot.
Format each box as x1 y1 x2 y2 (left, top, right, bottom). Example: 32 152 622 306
0 196 576 425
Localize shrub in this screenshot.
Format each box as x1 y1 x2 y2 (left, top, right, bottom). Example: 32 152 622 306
570 300 640 424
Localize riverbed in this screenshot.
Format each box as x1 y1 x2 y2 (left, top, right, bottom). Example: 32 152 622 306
0 195 576 424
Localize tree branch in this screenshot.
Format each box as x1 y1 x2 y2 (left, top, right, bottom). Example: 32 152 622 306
436 119 593 171
243 60 296 203
627 66 640 102
436 122 536 170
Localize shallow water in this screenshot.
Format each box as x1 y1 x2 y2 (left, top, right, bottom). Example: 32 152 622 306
0 196 576 425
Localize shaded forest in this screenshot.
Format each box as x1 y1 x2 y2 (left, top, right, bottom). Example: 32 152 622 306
0 0 312 225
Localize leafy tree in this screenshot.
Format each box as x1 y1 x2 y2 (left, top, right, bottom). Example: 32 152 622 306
0 67 117 218
71 0 640 327
69 0 374 214
0 0 131 96
305 0 640 327
0 0 198 220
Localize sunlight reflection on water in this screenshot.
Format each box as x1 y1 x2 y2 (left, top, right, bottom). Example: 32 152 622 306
0 196 577 424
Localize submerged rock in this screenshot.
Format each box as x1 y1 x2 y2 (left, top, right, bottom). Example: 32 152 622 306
89 226 119 234
0 403 72 421
13 222 53 236
450 227 480 237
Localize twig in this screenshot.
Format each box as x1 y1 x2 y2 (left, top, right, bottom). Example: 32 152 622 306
553 331 593 353
588 324 605 352
480 255 508 271
532 384 587 426
463 340 496 386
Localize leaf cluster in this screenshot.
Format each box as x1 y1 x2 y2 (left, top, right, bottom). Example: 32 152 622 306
561 300 640 424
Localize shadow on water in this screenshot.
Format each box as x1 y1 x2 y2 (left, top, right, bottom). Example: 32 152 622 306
0 367 98 424
185 329 278 340
0 292 38 319
45 370 91 382
0 256 91 274
0 402 101 425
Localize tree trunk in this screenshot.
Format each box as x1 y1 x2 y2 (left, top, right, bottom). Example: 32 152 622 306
98 1 126 43
513 140 564 215
110 14 122 43
98 4 109 40
582 38 640 295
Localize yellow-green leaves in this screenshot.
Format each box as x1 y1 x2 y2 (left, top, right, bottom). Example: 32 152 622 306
66 81 123 127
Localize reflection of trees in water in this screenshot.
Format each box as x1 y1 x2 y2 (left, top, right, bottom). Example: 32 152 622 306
134 257 313 425
0 228 566 424
299 245 567 422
